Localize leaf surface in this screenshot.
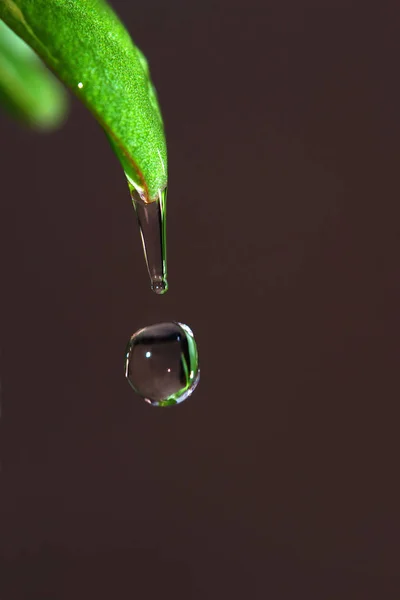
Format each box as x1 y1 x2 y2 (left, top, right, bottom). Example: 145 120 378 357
0 0 167 200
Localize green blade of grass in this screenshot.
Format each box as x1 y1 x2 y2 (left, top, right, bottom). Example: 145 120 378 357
0 20 67 129
0 0 168 201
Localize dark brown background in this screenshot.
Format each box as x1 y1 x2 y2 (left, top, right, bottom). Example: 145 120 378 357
1 1 399 598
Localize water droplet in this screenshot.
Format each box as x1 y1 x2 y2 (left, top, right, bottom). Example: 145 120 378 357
131 188 168 295
125 322 200 406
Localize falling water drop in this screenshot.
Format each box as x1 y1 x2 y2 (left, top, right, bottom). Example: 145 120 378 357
131 187 168 295
125 322 200 406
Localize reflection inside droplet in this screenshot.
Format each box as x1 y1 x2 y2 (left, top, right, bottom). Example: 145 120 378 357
125 322 200 407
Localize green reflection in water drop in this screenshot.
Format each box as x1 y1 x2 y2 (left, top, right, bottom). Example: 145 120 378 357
125 322 199 407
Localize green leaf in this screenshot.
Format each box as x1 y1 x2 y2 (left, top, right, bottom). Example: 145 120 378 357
0 20 67 129
0 0 167 201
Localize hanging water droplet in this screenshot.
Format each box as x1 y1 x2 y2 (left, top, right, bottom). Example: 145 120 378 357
131 187 168 295
125 322 200 406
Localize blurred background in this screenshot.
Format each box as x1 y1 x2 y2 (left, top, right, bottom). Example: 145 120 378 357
1 1 400 598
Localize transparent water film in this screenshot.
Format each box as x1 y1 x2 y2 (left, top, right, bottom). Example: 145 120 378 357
131 187 168 295
125 322 200 406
